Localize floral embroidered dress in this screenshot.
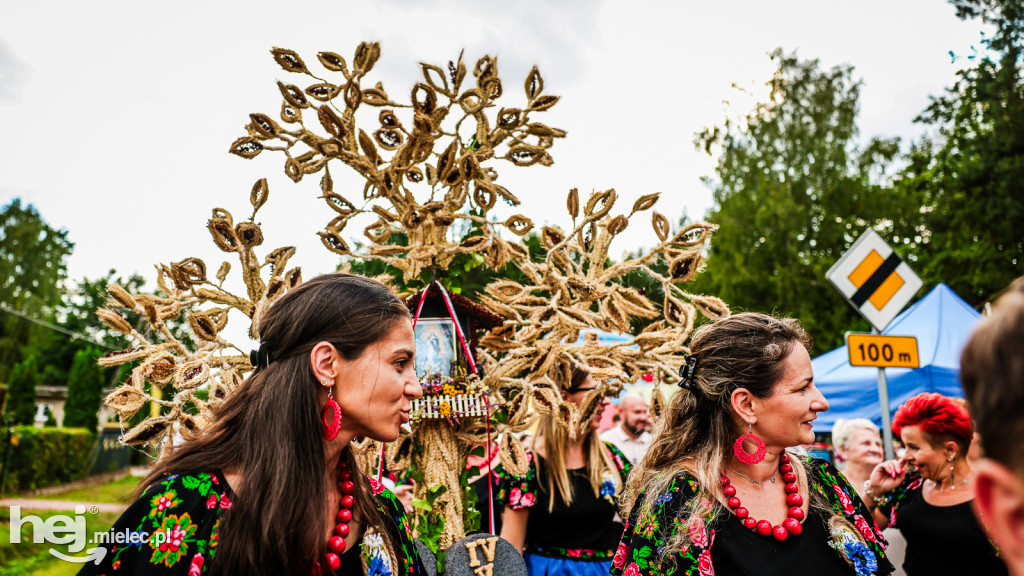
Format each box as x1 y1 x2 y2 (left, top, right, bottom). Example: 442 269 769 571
499 441 631 574
77 471 423 576
876 473 1007 575
612 458 893 576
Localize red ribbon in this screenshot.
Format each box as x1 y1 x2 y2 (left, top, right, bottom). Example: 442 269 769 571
379 281 497 534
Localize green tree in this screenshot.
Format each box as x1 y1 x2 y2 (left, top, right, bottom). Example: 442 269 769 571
692 50 916 350
63 347 104 431
39 270 145 387
896 0 1024 303
4 353 39 425
0 199 74 381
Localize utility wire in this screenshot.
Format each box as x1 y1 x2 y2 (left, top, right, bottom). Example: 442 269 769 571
0 303 115 350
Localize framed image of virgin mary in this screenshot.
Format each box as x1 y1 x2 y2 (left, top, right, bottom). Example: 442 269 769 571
414 319 457 378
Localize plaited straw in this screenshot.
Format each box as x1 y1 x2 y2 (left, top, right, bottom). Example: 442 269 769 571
99 42 730 549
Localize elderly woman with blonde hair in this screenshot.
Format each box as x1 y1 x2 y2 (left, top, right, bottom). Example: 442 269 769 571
831 418 884 504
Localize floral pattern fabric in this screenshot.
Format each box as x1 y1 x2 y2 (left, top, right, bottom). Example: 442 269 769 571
78 471 422 576
874 472 924 529
611 457 892 576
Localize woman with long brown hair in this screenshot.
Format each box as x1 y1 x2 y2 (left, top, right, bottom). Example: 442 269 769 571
613 313 892 576
79 274 425 575
499 362 631 576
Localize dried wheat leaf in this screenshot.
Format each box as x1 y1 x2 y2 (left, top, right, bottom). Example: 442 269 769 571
584 189 617 221
229 136 263 159
317 51 350 76
97 308 133 334
106 284 136 309
121 415 173 446
529 94 559 111
631 193 660 214
691 295 730 320
524 66 543 100
607 215 629 236
668 251 703 283
671 223 716 247
277 81 310 108
504 215 534 236
500 433 529 477
318 229 351 255
208 218 240 252
271 47 308 74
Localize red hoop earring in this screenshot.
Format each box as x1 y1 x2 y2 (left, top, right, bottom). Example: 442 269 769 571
322 380 342 441
734 424 766 465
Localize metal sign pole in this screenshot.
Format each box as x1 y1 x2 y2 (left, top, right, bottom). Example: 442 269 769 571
873 327 895 461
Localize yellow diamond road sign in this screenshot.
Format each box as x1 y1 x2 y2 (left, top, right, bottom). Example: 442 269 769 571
827 230 923 332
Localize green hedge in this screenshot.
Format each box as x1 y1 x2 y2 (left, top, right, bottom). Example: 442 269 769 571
1 426 94 493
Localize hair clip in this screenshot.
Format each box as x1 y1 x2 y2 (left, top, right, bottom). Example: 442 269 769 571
678 353 699 390
249 344 271 370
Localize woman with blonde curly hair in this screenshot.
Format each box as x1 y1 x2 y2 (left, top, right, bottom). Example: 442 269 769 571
613 313 892 576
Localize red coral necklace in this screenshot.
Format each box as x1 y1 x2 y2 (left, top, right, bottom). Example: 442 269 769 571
313 459 355 574
721 453 805 541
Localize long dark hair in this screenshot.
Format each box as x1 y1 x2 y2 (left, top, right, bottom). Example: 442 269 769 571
140 273 410 575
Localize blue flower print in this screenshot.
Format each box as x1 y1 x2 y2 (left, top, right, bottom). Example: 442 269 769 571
367 555 393 576
844 540 878 576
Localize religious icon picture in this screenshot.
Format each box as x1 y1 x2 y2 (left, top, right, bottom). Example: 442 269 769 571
414 319 458 378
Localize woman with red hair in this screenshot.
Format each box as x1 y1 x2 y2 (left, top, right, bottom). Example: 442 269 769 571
864 392 1006 575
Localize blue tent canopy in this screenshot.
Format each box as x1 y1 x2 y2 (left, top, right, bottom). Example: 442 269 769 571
811 284 982 433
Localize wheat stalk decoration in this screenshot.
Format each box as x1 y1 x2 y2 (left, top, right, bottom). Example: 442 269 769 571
100 41 728 553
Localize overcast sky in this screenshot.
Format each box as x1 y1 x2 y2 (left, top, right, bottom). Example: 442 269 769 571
1 0 984 304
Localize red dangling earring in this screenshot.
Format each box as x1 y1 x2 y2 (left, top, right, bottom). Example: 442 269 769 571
322 379 342 441
734 423 766 465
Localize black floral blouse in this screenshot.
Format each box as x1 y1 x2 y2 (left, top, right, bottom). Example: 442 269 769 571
611 458 893 576
498 441 632 561
77 471 423 576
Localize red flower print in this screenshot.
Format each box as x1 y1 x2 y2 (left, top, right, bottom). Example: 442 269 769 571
210 475 218 484
853 515 877 542
623 562 641 576
613 544 627 569
206 494 217 509
568 549 582 558
689 515 708 548
697 549 715 576
521 492 535 507
160 523 188 553
112 560 121 570
832 483 855 514
188 553 204 576
368 477 385 496
510 487 521 506
218 494 232 510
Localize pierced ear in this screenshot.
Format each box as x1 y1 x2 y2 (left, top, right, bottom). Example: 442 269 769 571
309 341 339 382
730 388 756 425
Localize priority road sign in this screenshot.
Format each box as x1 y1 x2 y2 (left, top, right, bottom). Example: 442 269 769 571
826 230 923 332
845 333 920 369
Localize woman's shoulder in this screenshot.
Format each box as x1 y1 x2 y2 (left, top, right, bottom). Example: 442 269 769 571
78 471 231 575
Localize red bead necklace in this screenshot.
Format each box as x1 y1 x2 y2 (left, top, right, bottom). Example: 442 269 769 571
315 459 355 573
720 453 805 541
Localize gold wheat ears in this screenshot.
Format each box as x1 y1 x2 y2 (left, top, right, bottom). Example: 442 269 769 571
99 43 727 547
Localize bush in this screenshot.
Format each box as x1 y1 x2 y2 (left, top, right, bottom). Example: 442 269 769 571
4 355 38 426
1 426 94 493
64 347 104 431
